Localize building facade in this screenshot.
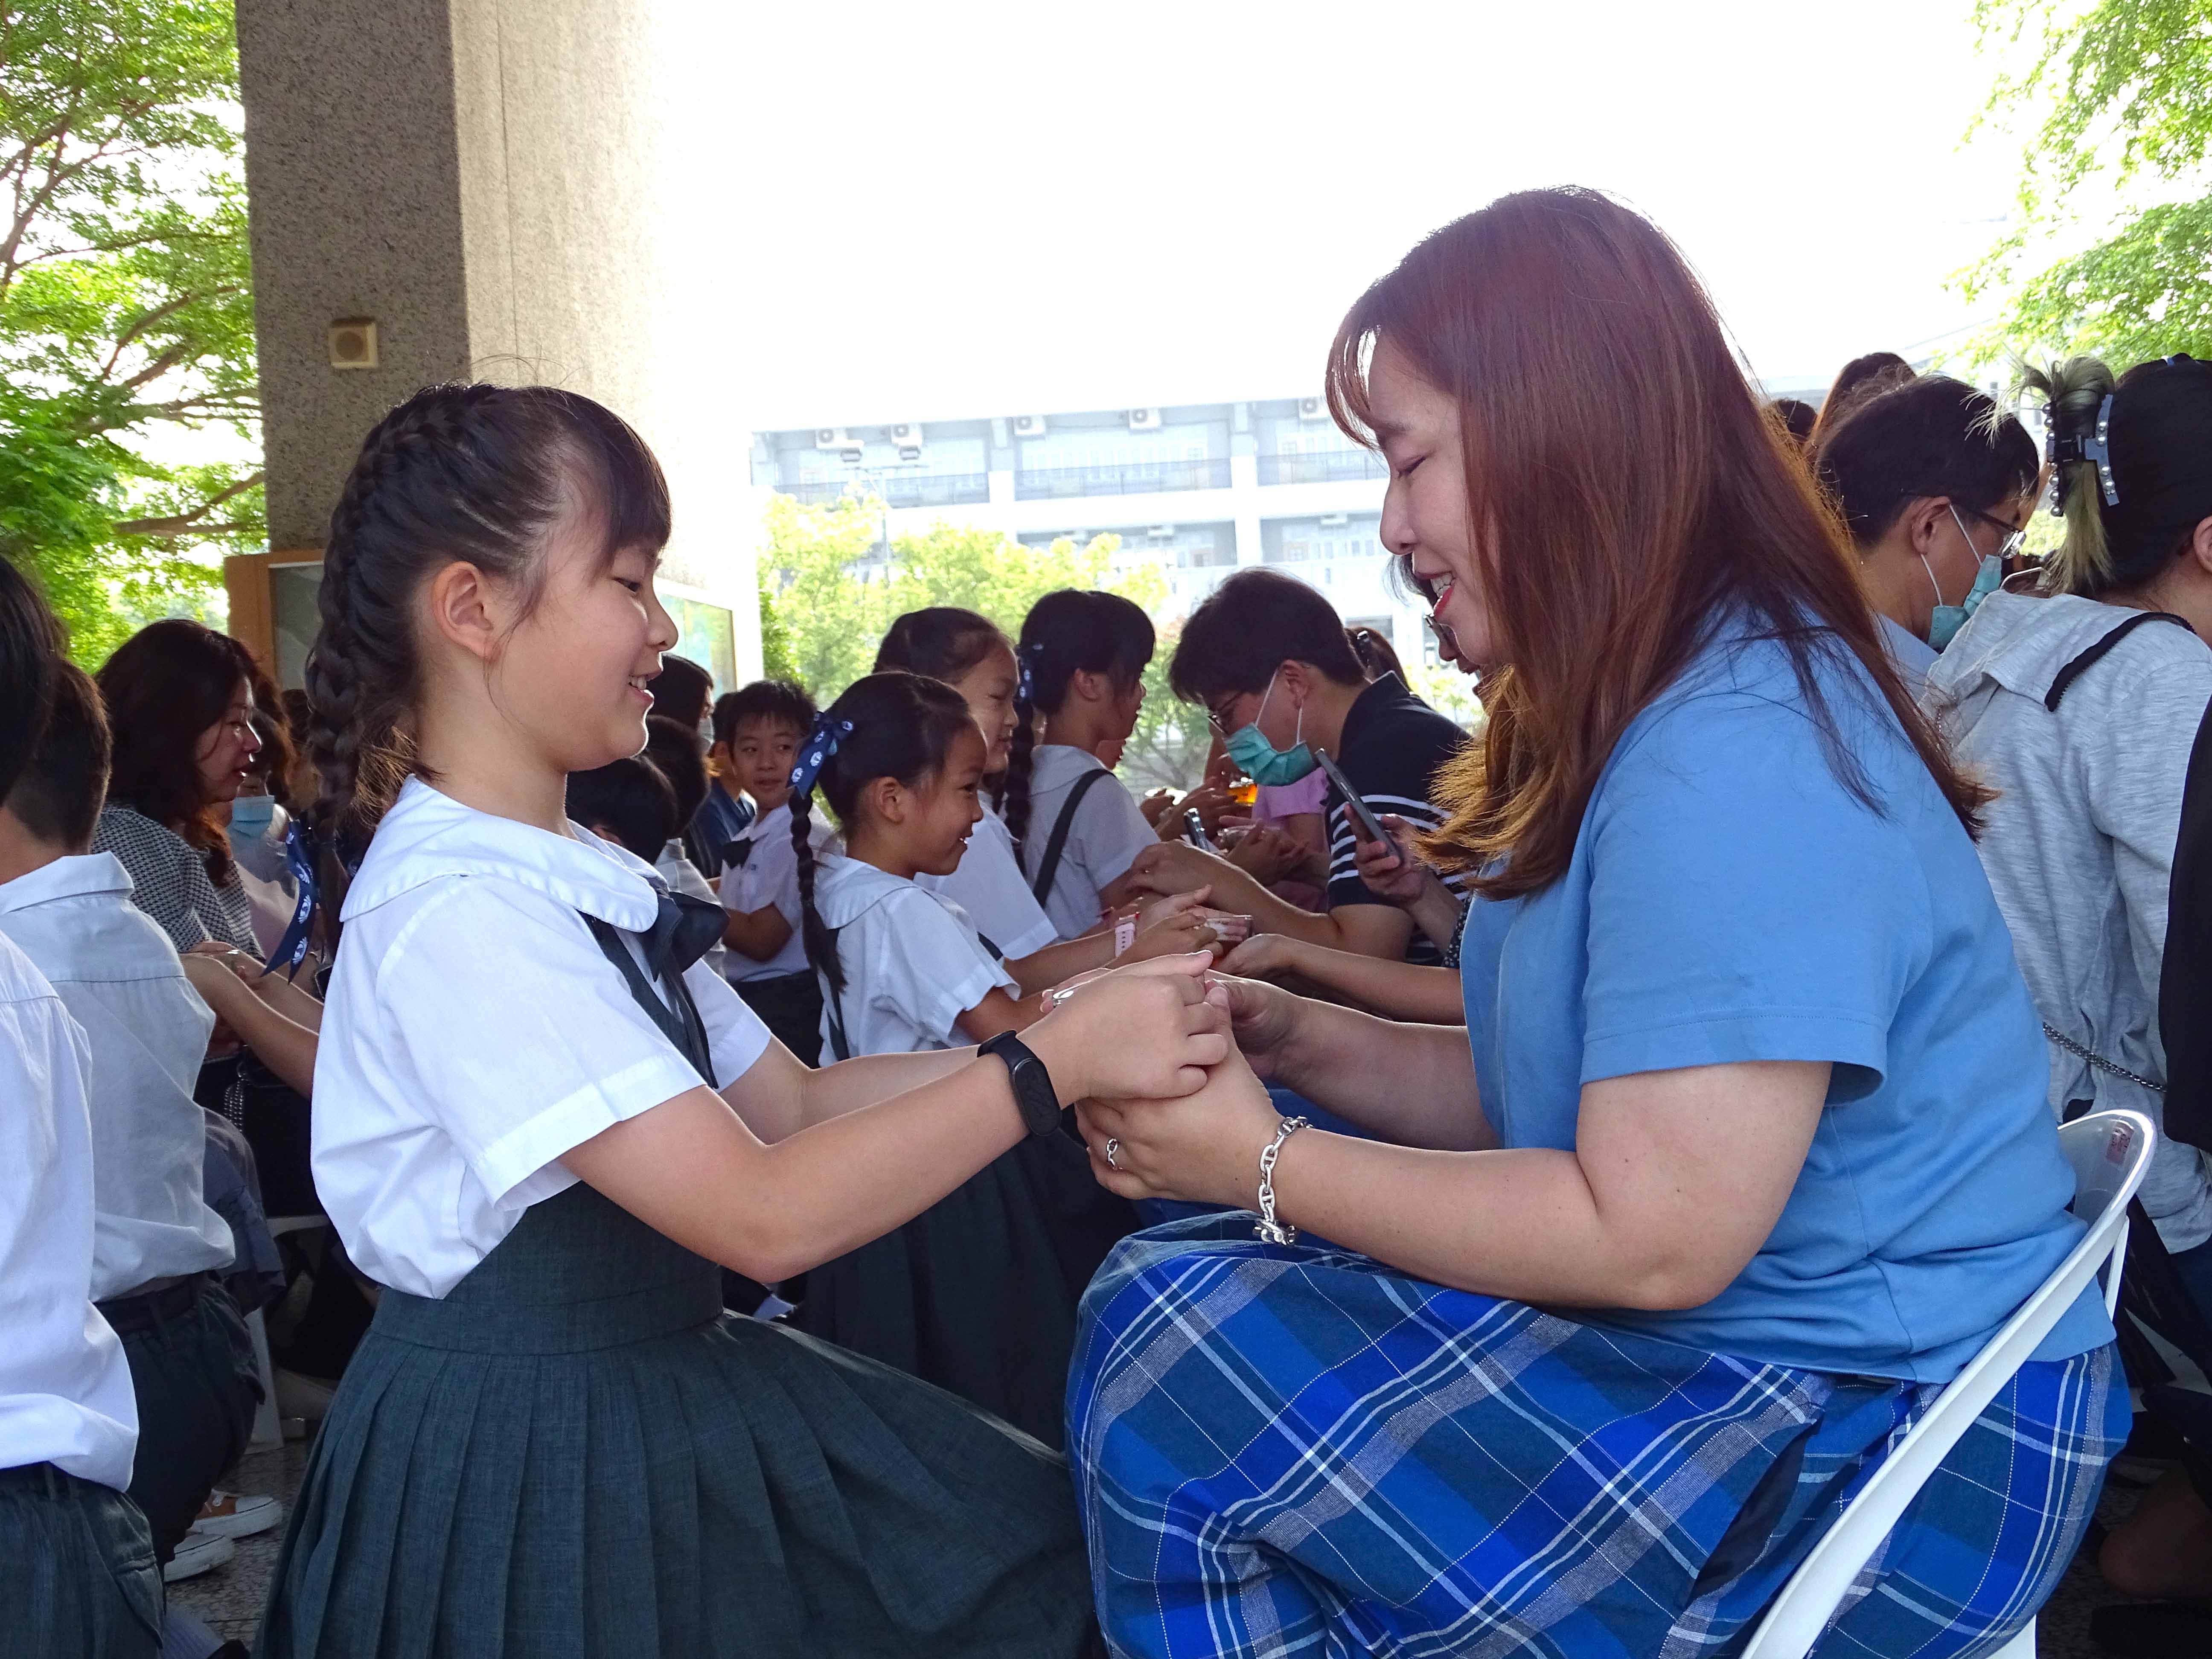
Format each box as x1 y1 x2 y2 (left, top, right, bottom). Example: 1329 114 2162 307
753 397 1439 663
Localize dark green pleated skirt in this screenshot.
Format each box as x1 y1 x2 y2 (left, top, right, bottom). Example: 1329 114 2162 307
795 1132 1138 1447
254 1183 1096 1659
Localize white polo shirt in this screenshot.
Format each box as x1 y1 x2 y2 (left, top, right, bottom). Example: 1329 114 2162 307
917 805 1057 964
0 854 234 1299
1016 745 1157 942
0 932 139 1490
719 802 839 983
810 855 1017 1057
314 778 774 1300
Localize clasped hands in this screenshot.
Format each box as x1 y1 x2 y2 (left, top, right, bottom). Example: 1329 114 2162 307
1031 952 1292 1211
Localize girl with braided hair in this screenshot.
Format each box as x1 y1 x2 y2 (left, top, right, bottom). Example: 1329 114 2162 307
256 383 1235 1659
875 605 1224 995
993 589 1160 941
781 671 1144 1443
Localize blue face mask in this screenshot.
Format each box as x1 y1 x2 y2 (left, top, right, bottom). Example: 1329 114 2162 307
1925 506 2005 652
229 792 276 836
1222 669 1318 787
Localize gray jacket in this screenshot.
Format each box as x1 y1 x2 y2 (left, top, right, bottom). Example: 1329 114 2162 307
1926 589 2212 1253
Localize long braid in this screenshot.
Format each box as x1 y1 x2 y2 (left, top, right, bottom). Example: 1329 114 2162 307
791 788 842 998
995 694 1033 859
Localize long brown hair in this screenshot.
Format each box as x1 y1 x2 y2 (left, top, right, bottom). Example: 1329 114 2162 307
1326 189 1987 899
94 618 259 884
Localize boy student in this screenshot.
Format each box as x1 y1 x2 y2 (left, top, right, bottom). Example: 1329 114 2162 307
717 680 835 1062
1126 568 1468 963
0 662 267 1587
0 557 157 1656
695 690 758 867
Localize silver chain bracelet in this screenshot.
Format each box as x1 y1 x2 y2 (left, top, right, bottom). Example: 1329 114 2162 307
1254 1116 1310 1245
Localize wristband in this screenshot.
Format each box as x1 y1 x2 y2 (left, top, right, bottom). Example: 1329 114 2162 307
1114 915 1137 957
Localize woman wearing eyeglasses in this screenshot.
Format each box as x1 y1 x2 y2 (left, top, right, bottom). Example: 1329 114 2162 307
1809 373 2039 697
1927 353 2212 1330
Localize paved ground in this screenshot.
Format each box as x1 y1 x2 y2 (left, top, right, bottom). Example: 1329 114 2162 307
173 1439 2186 1653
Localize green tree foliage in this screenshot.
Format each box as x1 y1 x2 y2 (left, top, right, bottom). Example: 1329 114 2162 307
2 0 262 661
1967 0 2212 361
757 494 1211 789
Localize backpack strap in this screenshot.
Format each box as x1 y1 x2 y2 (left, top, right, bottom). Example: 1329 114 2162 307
1029 767 1109 906
2044 611 2195 710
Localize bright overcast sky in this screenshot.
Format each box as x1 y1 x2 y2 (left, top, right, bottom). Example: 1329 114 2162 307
660 0 2034 431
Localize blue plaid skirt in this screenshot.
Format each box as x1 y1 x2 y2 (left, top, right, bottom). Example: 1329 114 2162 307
1067 1214 2126 1659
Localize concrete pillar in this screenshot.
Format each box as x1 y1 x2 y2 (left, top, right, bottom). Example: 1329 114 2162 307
235 0 757 678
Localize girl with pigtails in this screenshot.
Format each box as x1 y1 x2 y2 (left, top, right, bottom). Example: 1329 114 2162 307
994 590 1163 941
874 605 1229 989
780 670 1144 1444
254 383 1234 1659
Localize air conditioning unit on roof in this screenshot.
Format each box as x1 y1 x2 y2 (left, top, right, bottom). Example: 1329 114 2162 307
1298 396 1327 420
1013 413 1048 438
888 422 924 462
815 428 854 450
1126 407 1161 431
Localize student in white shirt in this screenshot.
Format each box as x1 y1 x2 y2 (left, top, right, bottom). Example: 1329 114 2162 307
995 589 1163 939
788 671 1144 1443
874 605 1219 985
256 383 1228 1659
0 556 158 1658
0 659 265 1584
715 679 832 1061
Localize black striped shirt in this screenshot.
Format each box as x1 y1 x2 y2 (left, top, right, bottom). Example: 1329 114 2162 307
1322 674 1471 964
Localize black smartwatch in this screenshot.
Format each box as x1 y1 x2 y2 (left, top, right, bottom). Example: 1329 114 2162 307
980 1030 1062 1139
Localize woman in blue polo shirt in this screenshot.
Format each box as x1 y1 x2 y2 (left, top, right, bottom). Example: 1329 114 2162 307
1066 189 2124 1659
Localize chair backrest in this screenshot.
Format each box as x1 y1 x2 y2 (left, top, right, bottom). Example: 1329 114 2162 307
1740 1109 2156 1659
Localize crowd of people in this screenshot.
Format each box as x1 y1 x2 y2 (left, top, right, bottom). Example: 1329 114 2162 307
3 184 2210 1659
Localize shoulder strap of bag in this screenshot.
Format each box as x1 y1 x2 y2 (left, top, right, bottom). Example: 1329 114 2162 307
2044 611 2195 711
1029 767 1109 905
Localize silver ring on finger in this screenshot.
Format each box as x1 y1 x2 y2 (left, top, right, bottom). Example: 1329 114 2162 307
1104 1137 1122 1171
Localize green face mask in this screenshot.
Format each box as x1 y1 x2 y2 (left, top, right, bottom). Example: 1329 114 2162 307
1222 669 1317 787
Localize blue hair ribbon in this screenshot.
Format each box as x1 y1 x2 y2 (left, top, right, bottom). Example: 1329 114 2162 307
788 713 854 797
1016 642 1040 705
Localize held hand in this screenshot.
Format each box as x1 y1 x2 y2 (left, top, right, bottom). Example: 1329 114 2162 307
1027 953 1230 1103
1124 888 1219 963
1225 821 1298 884
1219 932 1303 984
1199 970 1301 1083
1077 1045 1279 1207
1352 813 1427 905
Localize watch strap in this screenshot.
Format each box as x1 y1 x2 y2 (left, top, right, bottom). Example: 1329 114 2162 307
980 1030 1061 1138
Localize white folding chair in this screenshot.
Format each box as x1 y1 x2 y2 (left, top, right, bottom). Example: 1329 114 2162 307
1741 1109 2156 1659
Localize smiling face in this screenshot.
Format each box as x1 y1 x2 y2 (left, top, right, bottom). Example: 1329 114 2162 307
728 716 804 813
1369 336 1496 675
193 677 261 804
484 511 679 775
947 641 1020 771
908 719 989 876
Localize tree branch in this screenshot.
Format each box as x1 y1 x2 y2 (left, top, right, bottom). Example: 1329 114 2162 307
111 470 264 539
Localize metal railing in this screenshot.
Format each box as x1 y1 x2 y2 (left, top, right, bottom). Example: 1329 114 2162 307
1256 449 1387 486
1014 457 1232 499
783 472 991 508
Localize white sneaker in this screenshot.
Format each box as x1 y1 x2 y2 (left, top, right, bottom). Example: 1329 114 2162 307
190 1489 282 1539
162 1529 236 1582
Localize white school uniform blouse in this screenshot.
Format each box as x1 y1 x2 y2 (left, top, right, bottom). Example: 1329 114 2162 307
0 931 139 1489
917 805 1057 964
0 855 235 1299
314 778 774 1300
1018 745 1158 942
810 855 1017 1057
655 839 728 981
719 801 839 983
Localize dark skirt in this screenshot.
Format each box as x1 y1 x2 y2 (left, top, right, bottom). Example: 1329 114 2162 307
733 971 824 1067
795 1130 1138 1447
256 1182 1094 1659
100 1274 262 1563
0 1461 160 1659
